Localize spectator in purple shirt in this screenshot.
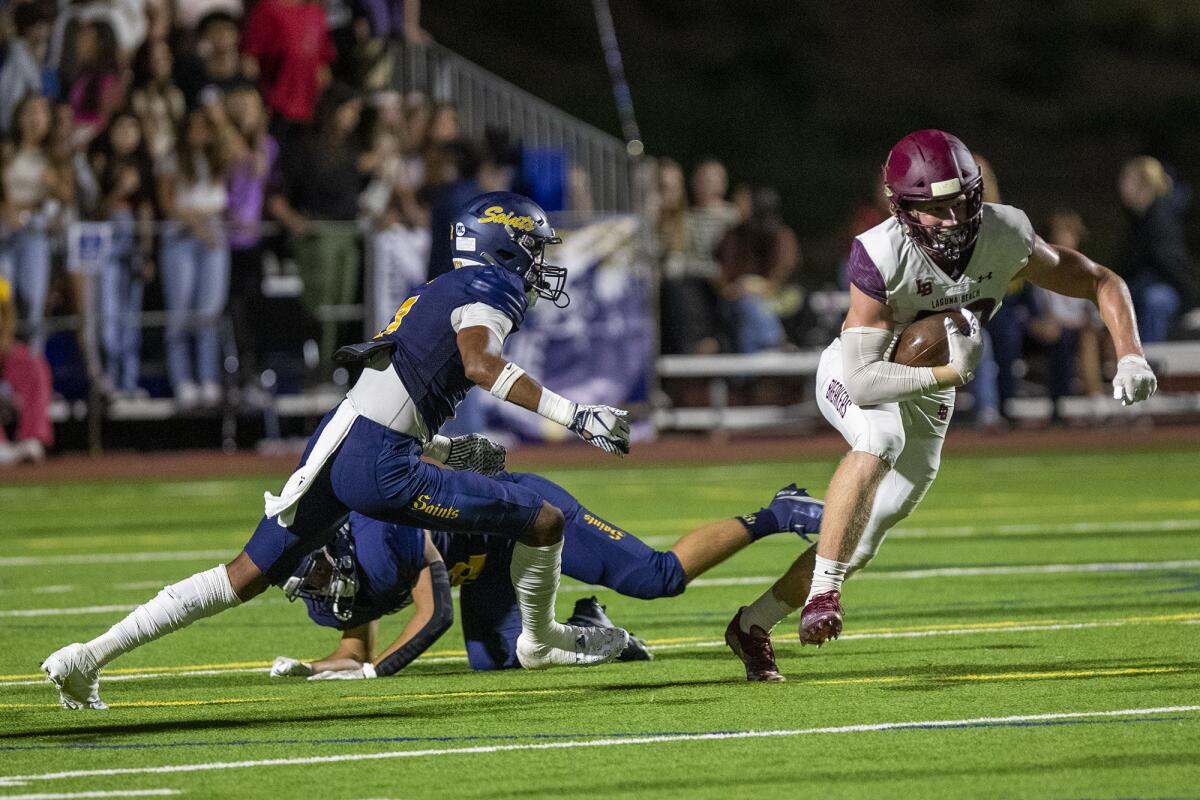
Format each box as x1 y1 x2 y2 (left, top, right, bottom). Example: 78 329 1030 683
222 83 279 381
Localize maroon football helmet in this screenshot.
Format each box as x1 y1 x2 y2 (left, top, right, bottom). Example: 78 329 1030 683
883 129 984 268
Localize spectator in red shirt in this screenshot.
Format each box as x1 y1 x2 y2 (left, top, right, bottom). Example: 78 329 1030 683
240 0 334 128
0 275 53 466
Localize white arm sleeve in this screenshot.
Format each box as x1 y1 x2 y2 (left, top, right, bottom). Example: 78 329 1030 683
451 303 515 344
841 327 941 406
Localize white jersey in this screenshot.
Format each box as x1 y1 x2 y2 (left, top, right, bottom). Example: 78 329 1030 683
848 203 1035 328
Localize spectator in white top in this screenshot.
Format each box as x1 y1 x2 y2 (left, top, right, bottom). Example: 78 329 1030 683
1 94 71 353
129 37 185 164
659 159 738 354
157 104 232 407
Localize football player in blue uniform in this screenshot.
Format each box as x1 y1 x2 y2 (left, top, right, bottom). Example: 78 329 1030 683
260 473 824 679
43 193 637 709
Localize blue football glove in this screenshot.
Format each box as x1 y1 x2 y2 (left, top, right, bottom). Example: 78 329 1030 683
568 405 631 456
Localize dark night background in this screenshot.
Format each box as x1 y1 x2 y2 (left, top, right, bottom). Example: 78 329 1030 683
423 1 1200 284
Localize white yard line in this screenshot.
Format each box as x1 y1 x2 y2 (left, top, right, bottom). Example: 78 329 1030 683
889 518 1200 539
0 791 181 799
0 605 136 618
637 517 1200 546
674 558 1200 589
1 706 1196 785
4 558 1195 617
3 520 1195 570
860 559 1200 579
0 551 230 568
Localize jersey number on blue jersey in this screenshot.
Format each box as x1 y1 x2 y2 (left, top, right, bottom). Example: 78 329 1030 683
447 555 487 587
376 295 420 338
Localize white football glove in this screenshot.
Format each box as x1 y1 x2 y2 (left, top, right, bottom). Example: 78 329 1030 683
568 404 631 456
1112 354 1157 406
944 308 983 384
307 663 377 681
444 433 507 476
270 656 313 678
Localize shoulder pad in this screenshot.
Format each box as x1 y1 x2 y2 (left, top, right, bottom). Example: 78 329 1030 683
986 203 1035 255
464 266 528 326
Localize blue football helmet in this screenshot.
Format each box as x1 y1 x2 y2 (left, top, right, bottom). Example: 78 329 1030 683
450 192 568 306
281 524 360 623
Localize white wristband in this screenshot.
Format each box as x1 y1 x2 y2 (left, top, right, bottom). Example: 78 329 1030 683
362 662 377 679
424 434 451 463
537 388 577 427
489 362 527 400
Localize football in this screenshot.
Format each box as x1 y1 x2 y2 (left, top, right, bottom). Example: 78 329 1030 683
890 310 970 368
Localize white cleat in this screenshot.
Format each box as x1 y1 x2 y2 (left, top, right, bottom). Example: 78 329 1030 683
41 643 106 710
516 624 630 670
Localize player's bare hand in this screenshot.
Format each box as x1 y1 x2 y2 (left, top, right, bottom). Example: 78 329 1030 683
445 433 507 476
944 308 983 384
1112 354 1157 406
568 404 631 456
270 656 313 678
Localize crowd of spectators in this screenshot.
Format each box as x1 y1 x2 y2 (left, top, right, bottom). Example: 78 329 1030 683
0 0 563 464
0 0 1197 463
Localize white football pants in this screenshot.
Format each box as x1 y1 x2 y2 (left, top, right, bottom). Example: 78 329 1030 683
815 339 954 571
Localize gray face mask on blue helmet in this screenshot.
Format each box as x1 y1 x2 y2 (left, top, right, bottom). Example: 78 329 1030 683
281 527 359 622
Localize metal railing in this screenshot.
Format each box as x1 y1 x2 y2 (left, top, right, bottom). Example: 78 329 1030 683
394 39 637 213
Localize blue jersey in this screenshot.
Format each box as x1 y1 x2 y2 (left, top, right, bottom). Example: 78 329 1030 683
375 265 528 433
302 514 426 630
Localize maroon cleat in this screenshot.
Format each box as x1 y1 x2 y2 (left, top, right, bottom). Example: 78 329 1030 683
725 608 786 682
798 590 843 646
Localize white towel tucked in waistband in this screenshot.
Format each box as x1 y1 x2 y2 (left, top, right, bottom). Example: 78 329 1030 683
263 399 358 527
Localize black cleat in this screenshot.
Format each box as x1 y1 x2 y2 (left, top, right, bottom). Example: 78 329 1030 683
568 596 653 662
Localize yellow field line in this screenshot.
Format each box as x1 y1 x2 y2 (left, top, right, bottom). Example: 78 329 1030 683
4 612 1197 682
849 619 1063 635
339 688 574 701
0 696 284 709
808 666 1184 687
0 648 472 681
642 620 1062 646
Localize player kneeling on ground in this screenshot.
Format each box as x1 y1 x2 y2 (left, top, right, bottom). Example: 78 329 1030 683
726 129 1157 682
266 472 824 678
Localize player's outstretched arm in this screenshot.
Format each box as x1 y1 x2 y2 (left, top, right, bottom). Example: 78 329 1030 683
308 536 453 680
840 286 979 406
273 624 375 678
457 326 631 455
1018 237 1156 405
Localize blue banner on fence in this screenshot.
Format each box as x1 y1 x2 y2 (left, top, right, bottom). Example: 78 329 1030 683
474 214 655 443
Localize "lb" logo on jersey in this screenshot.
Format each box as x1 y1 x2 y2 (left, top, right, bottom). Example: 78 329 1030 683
478 206 536 232
916 278 933 296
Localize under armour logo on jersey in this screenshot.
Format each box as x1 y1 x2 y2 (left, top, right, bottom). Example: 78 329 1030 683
977 272 993 281
937 403 950 421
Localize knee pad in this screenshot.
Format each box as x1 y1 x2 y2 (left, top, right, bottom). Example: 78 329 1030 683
853 416 905 466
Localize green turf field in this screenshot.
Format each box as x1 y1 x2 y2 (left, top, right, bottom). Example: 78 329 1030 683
2 447 1199 799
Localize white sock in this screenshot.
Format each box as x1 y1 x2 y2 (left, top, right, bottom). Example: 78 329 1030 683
807 555 850 603
739 589 796 635
85 565 241 667
509 540 569 648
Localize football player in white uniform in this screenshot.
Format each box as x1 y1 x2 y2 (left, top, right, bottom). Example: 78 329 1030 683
725 129 1158 681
